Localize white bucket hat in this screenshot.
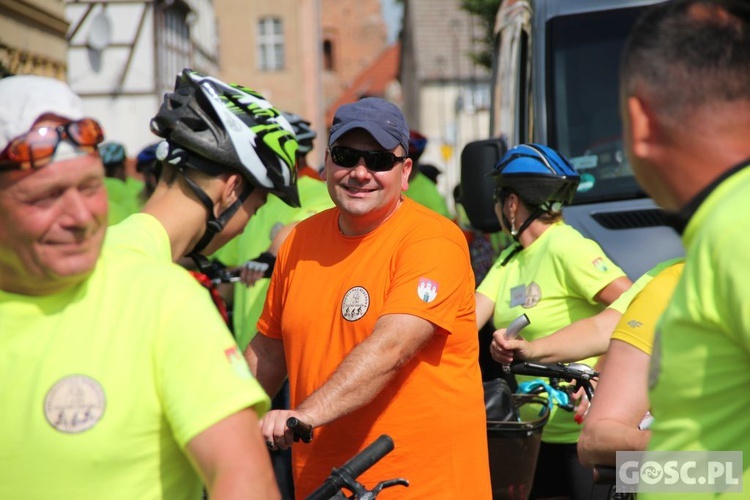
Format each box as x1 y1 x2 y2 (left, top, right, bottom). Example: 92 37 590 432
0 75 85 153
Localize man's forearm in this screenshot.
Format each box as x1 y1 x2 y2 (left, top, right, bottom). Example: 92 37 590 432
297 315 433 427
244 334 288 398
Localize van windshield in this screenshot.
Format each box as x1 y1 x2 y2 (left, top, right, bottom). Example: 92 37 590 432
548 7 647 204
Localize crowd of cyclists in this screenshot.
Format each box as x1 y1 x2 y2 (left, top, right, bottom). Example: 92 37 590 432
1 0 749 498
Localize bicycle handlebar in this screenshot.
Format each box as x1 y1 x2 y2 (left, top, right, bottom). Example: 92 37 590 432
593 465 617 484
202 254 275 285
509 361 598 401
307 435 396 500
510 361 598 381
287 417 314 443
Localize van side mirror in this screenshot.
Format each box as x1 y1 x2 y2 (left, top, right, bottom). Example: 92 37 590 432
460 138 507 233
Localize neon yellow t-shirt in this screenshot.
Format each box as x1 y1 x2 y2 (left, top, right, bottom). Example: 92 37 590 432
125 176 146 212
104 177 143 226
404 172 452 218
477 221 626 443
105 212 172 263
216 176 334 349
0 247 270 499
104 177 130 225
645 165 750 500
611 262 684 355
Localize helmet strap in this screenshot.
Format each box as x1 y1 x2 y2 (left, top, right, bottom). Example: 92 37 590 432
513 206 545 242
500 244 523 267
179 168 255 257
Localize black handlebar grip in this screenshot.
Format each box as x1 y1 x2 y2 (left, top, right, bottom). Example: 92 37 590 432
287 417 314 443
306 479 340 500
305 435 395 500
593 465 618 485
339 434 394 480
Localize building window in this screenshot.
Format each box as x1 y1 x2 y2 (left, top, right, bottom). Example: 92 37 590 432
257 17 284 71
155 0 191 93
323 39 334 71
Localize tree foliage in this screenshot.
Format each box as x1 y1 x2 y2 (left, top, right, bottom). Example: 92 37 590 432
460 0 502 69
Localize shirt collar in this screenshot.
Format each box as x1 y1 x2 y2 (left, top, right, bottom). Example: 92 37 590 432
665 159 750 235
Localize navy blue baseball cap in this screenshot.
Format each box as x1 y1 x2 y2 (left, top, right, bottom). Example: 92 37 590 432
328 97 409 153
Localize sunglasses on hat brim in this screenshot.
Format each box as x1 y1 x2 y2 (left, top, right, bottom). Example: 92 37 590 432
0 118 104 171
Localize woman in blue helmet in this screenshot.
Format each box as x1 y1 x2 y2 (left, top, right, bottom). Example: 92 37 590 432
475 143 632 500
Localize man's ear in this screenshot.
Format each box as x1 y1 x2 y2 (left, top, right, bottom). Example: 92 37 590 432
401 158 413 191
322 149 331 179
627 95 655 160
220 173 243 207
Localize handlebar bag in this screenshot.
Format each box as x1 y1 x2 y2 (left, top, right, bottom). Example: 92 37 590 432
483 378 519 422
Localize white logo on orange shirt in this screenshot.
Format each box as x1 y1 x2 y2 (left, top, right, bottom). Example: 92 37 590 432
342 286 369 321
417 278 439 303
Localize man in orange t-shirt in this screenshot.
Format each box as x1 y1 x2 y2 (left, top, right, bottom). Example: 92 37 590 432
245 98 491 499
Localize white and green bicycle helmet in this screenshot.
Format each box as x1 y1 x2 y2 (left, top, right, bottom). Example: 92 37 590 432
150 68 300 208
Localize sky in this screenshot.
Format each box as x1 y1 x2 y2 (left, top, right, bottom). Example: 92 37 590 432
381 0 404 44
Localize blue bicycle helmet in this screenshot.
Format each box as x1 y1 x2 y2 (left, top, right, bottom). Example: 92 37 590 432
408 130 427 162
135 142 162 186
136 142 159 169
99 141 126 167
493 143 580 213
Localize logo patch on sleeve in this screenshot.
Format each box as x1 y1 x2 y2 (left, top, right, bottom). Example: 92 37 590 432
342 286 370 321
225 346 252 379
592 257 609 272
44 375 106 433
417 278 439 303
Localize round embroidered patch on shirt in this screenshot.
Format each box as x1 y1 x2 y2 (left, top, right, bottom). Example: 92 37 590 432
523 282 542 308
44 375 106 433
417 278 439 303
342 286 370 321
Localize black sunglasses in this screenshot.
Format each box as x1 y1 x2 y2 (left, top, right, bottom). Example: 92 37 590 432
329 145 407 172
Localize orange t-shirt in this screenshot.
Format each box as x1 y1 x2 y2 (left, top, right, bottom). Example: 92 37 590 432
258 198 491 499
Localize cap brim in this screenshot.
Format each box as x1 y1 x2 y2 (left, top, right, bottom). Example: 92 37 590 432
329 122 400 150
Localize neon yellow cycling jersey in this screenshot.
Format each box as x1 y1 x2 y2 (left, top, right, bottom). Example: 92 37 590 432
404 171 452 218
645 164 750 500
0 246 270 499
477 221 626 443
105 212 172 262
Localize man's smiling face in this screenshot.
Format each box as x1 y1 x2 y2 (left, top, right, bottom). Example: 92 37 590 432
324 128 411 236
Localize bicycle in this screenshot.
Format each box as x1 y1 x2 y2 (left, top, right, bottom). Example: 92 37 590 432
197 256 274 286
283 418 408 499
485 360 600 500
592 465 635 500
485 314 603 499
